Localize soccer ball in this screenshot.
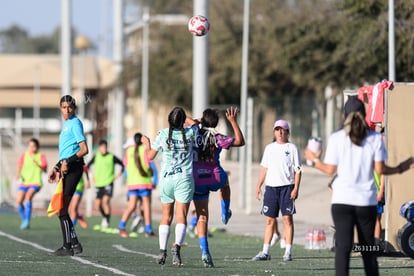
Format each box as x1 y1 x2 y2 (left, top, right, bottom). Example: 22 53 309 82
188 15 210 36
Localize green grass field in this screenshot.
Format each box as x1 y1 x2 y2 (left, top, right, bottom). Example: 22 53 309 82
1 213 413 276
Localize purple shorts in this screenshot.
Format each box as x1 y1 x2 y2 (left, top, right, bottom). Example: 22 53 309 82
193 162 228 201
262 185 296 217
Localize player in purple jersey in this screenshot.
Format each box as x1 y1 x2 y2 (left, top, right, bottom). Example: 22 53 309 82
192 107 245 267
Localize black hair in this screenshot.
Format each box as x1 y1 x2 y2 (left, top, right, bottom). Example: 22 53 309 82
199 108 219 162
167 107 187 151
99 139 107 146
60 95 77 109
29 137 40 149
133 132 152 177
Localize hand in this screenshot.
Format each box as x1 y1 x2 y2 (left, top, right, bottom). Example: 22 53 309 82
255 186 262 201
290 188 299 200
48 169 57 183
304 148 321 162
399 157 414 173
225 106 239 122
61 160 68 175
377 192 384 203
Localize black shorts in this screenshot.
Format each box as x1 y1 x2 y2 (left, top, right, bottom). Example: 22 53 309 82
262 185 296 218
96 183 114 199
63 159 84 197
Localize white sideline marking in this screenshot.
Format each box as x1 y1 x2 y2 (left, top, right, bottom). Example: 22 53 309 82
0 230 135 276
113 244 158 259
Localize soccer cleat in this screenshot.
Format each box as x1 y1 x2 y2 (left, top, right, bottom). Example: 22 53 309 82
270 233 281 247
78 217 88 229
145 231 156 237
157 249 167 265
252 251 271 261
201 254 214 268
118 228 128 238
20 219 30 230
49 246 74 256
221 209 232 225
101 218 109 229
283 253 292 261
72 242 83 254
171 244 182 266
130 216 141 232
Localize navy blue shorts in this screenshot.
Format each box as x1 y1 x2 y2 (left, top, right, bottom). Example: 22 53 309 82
262 185 296 218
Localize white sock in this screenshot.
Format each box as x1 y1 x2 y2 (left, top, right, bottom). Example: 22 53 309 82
158 224 170 250
285 244 292 255
262 244 270 255
175 223 186 246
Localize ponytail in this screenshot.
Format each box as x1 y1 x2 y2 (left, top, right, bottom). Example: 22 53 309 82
344 112 368 146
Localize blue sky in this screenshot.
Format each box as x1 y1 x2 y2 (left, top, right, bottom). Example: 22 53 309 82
0 0 117 57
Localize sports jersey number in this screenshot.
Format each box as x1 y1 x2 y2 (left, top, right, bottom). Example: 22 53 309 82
171 150 187 166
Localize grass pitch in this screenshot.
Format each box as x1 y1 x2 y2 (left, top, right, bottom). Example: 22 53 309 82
1 213 413 276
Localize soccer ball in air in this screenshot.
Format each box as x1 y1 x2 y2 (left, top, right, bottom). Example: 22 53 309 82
188 15 210 36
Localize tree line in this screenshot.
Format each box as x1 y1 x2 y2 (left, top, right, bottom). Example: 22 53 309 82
2 0 414 111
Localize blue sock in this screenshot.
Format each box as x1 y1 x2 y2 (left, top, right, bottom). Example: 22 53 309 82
221 199 230 213
199 236 210 255
145 224 152 233
18 205 25 220
24 202 32 221
119 221 126 229
72 219 77 226
190 216 198 228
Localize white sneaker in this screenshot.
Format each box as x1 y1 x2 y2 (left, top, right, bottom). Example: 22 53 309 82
280 238 286 249
270 233 280 247
101 218 109 228
282 252 292 261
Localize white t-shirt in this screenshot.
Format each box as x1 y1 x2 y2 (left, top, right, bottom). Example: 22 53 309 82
324 129 387 206
260 142 302 187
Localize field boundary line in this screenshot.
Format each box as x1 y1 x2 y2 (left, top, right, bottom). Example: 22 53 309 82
0 230 135 276
113 244 158 259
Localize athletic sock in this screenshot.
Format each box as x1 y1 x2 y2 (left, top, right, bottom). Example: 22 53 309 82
199 236 210 255
221 199 230 214
118 221 126 230
24 201 32 221
59 214 72 248
175 223 186 246
145 224 153 233
262 244 270 255
18 205 25 220
104 214 111 224
190 215 198 228
158 224 170 250
285 244 292 255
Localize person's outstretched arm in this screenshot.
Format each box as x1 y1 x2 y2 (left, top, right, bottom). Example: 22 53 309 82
226 106 245 147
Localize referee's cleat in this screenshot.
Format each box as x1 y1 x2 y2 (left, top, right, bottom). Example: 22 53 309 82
201 254 214 268
49 246 74 256
252 251 271 261
72 242 83 254
157 249 167 265
221 209 232 225
171 244 182 266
